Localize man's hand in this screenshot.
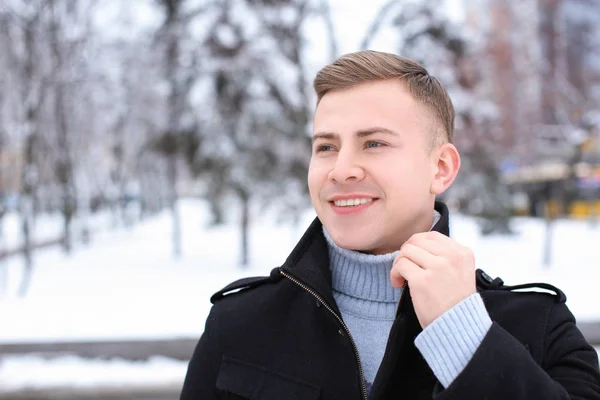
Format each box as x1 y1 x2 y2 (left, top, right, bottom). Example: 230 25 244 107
390 231 476 329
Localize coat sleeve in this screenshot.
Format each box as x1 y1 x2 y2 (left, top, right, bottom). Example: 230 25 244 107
180 307 222 400
433 301 600 400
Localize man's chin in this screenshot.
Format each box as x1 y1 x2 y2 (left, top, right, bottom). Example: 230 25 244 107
328 232 377 253
330 231 397 255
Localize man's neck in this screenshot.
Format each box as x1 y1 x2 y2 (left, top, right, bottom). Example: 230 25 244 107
365 210 442 255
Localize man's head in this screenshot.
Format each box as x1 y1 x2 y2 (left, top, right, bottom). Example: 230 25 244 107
308 50 460 254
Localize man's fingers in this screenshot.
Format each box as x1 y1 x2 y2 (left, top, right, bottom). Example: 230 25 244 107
404 238 446 257
406 232 473 264
399 243 441 270
418 231 458 247
390 256 423 288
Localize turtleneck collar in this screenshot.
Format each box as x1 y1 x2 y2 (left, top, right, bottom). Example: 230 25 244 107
323 210 441 303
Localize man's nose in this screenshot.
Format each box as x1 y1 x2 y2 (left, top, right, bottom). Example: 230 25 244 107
328 150 365 183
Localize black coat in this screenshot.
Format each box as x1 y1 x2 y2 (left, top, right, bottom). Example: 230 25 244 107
181 203 600 399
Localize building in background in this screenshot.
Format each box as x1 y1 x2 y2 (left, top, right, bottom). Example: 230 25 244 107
462 0 600 217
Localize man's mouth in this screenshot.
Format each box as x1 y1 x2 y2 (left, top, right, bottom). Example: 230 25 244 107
331 198 376 207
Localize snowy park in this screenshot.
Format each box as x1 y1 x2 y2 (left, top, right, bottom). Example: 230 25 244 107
1 0 600 397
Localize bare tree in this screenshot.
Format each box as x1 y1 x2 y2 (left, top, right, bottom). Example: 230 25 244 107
107 40 153 228
49 3 75 253
195 0 319 267
0 8 9 297
153 0 212 258
80 1 168 226
1 1 54 296
0 51 7 296
46 0 98 254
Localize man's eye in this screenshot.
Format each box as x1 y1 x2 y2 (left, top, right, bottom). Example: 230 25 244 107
365 141 384 148
315 144 335 152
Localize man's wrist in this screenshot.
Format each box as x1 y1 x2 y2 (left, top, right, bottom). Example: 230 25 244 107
414 292 492 388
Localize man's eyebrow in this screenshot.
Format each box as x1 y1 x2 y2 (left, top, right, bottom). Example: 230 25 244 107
312 127 399 143
356 127 400 137
312 132 338 143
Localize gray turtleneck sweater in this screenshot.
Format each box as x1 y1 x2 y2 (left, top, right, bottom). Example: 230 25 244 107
324 214 492 391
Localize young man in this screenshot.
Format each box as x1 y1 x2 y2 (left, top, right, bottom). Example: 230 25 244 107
180 50 600 399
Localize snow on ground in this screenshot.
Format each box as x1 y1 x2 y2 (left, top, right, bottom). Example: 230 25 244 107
0 199 309 342
0 355 187 392
1 199 600 344
0 209 113 251
1 350 598 394
1 350 599 393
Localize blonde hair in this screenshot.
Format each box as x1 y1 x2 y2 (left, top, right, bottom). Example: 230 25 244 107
313 50 455 146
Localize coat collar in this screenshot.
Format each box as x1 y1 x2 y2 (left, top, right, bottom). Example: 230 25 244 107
279 201 451 311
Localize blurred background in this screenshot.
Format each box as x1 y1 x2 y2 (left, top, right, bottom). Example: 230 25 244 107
0 0 599 398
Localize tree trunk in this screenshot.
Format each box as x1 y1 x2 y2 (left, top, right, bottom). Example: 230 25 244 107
19 134 37 296
50 4 76 254
56 115 75 255
0 207 6 298
18 17 42 297
18 194 34 297
169 154 181 259
159 0 184 259
209 199 225 226
62 199 74 254
239 190 250 268
119 180 132 228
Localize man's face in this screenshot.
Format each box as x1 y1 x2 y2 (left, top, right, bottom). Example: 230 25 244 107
308 79 443 254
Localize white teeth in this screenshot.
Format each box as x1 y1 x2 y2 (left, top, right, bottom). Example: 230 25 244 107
333 198 374 207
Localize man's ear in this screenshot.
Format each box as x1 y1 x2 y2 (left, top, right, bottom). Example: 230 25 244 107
430 143 461 195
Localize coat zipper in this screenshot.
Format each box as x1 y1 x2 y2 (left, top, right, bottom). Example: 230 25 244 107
279 269 368 400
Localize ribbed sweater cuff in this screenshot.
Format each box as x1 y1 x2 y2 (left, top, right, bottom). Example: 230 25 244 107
414 293 492 388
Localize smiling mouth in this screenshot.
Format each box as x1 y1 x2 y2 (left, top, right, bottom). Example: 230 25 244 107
330 198 377 207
